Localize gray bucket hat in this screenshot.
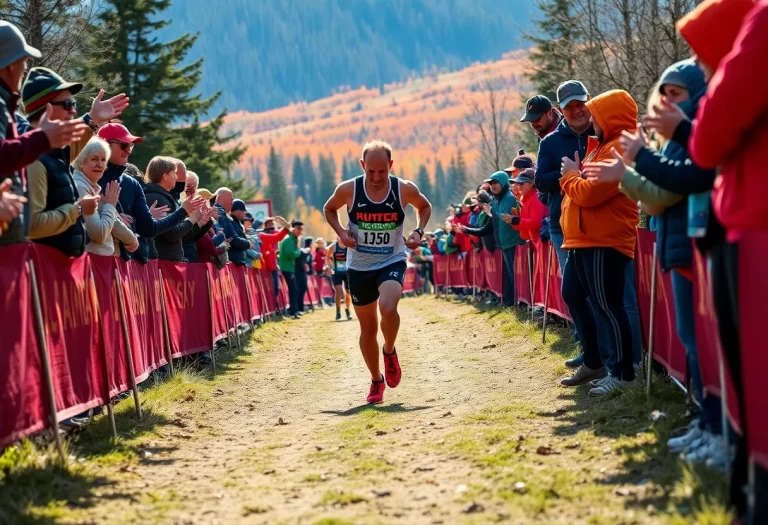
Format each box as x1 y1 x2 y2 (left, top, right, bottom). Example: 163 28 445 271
0 22 42 70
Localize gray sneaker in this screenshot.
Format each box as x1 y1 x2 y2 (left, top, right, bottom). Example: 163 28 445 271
560 365 607 387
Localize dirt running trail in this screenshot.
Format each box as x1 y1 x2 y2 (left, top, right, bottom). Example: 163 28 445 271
70 297 676 525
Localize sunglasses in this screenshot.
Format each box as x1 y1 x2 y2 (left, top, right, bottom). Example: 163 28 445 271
50 99 77 111
109 141 134 152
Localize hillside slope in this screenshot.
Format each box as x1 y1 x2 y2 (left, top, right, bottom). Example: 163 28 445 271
225 51 532 185
161 0 534 113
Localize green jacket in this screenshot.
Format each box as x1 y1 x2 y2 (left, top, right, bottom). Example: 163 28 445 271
488 171 523 250
278 233 301 272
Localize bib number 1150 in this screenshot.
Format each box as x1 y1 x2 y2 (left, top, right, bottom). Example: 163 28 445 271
362 231 390 245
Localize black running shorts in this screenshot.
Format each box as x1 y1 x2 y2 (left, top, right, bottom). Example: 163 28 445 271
332 272 349 287
347 261 407 306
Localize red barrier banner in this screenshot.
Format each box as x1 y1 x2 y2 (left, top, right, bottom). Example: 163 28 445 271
738 231 768 469
466 250 485 290
207 265 230 341
245 269 264 321
533 242 571 320
159 261 213 358
120 259 166 380
318 275 335 299
515 245 532 305
259 270 279 315
482 249 503 296
403 266 418 293
432 254 448 287
692 248 741 434
448 254 469 288
0 244 46 446
35 247 108 421
230 265 255 324
89 255 130 398
635 230 686 382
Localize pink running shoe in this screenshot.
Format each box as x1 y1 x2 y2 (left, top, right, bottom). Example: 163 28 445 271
383 348 401 388
366 375 386 404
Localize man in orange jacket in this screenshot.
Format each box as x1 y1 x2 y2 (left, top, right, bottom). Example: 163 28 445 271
558 89 640 396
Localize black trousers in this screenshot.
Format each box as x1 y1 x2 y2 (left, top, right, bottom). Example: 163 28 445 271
710 241 762 521
282 271 300 315
295 271 308 312
561 247 635 381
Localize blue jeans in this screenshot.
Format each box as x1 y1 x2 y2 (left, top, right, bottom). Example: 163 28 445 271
501 247 516 307
670 269 722 434
562 247 636 381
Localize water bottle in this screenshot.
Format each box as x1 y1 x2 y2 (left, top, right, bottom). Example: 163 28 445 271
688 192 710 238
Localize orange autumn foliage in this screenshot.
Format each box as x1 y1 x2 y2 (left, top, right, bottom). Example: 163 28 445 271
224 51 532 184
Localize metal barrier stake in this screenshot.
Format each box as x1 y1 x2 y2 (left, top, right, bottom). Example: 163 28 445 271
205 271 217 374
243 270 257 329
542 243 553 344
646 242 658 399
157 269 175 375
227 270 242 349
28 260 66 464
528 245 535 321
114 268 142 419
88 268 116 438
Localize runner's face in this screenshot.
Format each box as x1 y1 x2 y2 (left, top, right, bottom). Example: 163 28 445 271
360 149 393 187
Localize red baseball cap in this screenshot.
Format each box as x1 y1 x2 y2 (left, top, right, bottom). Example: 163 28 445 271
97 123 143 144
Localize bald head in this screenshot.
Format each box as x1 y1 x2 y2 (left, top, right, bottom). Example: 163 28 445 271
216 187 234 212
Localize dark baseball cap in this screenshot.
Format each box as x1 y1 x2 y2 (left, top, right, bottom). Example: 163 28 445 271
557 80 590 109
22 67 83 119
510 168 535 184
231 199 247 212
520 95 553 122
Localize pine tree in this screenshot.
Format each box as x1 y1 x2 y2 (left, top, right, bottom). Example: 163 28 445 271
292 155 306 201
253 164 262 191
80 0 243 187
168 113 246 192
416 164 433 204
303 154 319 209
318 154 337 208
453 150 470 202
524 0 582 100
265 146 292 217
433 160 446 209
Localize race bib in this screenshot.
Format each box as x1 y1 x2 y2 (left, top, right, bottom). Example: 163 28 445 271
356 213 398 254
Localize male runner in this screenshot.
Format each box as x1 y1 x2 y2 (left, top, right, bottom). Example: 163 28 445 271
325 238 353 321
324 139 432 404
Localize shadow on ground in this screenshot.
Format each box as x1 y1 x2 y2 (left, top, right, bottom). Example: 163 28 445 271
320 402 433 417
0 321 263 524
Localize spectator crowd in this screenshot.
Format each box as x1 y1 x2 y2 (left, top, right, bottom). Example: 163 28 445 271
1 0 766 520
407 1 767 522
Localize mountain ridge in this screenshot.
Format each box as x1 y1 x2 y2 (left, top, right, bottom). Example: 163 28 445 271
160 0 533 114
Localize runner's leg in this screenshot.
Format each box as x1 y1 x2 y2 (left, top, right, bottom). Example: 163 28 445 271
378 280 402 354
354 301 381 380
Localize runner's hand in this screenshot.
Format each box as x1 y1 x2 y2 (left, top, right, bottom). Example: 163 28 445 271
340 229 357 248
405 230 422 250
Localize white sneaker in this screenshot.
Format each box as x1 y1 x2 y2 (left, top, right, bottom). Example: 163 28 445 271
685 433 727 464
590 375 612 387
588 375 636 396
667 421 704 453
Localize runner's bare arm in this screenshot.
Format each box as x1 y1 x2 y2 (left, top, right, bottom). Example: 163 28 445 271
325 243 335 268
323 181 357 247
400 179 432 249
